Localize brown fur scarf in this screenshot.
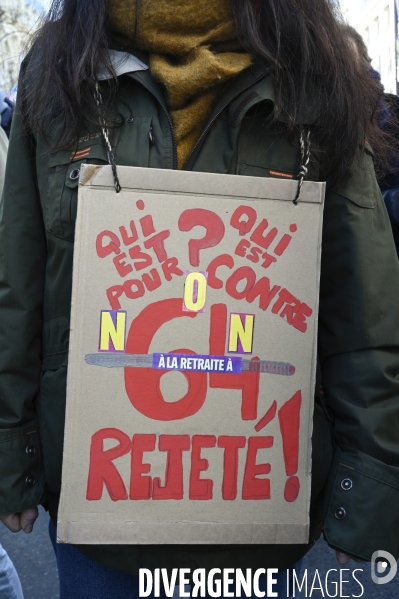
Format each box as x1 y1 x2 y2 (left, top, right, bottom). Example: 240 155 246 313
107 0 252 167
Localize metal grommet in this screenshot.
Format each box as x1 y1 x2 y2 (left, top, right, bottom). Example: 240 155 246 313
127 117 134 124
149 127 154 145
69 168 80 181
26 475 36 487
334 507 346 520
26 446 37 457
341 478 353 491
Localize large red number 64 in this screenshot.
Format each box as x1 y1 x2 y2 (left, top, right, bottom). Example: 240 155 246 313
124 299 260 422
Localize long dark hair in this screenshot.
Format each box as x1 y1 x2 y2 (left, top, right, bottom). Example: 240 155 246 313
21 0 390 188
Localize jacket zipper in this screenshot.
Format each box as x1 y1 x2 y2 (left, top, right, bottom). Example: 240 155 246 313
129 74 178 170
130 71 268 172
183 73 268 171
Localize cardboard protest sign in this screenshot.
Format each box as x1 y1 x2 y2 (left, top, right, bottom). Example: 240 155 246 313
57 165 325 545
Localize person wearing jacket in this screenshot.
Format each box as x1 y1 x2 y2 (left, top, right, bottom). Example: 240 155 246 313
0 90 14 139
377 93 399 256
343 25 399 256
1 0 399 597
0 126 7 193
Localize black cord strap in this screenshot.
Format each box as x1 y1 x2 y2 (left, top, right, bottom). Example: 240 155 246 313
293 127 311 205
95 83 121 194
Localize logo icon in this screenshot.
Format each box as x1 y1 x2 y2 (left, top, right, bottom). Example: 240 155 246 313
371 551 397 585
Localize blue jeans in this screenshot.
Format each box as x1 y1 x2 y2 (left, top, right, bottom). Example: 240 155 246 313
50 521 301 598
0 543 24 599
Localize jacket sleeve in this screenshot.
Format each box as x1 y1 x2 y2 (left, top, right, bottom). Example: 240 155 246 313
319 147 399 560
0 106 47 514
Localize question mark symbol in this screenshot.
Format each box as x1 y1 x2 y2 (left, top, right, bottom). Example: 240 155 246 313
178 209 225 267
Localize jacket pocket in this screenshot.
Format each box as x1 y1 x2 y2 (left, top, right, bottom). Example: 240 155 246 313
37 359 67 495
132 116 153 167
236 116 320 181
46 139 110 241
335 146 378 209
37 317 70 494
311 401 335 501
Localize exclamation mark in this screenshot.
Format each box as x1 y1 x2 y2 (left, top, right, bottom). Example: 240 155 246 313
278 390 302 502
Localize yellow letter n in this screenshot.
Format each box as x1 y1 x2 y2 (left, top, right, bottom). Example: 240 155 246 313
228 313 255 354
99 310 127 352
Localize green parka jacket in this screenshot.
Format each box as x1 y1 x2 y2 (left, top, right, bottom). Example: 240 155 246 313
1 50 399 574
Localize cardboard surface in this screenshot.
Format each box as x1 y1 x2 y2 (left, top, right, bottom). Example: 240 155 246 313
57 165 325 545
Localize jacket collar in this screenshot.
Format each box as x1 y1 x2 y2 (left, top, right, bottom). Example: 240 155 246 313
101 49 273 112
97 49 149 80
100 49 318 126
